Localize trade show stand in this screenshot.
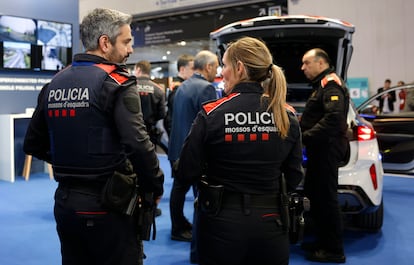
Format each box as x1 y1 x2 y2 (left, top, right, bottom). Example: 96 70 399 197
0 111 33 182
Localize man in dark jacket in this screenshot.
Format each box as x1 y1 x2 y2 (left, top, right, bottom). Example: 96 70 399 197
23 8 164 265
377 79 396 113
164 54 194 136
300 48 349 263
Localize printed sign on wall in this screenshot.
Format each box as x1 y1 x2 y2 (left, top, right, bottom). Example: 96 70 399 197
347 77 369 107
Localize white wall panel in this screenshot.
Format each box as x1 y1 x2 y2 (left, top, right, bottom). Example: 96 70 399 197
289 0 414 96
78 0 248 22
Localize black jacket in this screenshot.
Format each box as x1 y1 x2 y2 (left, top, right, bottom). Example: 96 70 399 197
164 76 185 136
301 69 349 145
176 82 303 193
300 67 349 157
136 76 166 128
23 53 164 197
377 87 396 113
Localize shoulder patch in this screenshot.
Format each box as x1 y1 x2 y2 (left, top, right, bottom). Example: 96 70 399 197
95 63 116 74
321 73 342 88
108 72 129 85
94 63 129 85
330 95 339 101
203 93 240 115
123 95 140 113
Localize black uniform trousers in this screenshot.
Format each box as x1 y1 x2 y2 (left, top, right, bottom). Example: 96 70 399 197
197 196 289 265
304 143 344 254
169 162 197 233
54 184 142 265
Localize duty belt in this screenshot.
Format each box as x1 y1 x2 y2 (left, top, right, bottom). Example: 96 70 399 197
221 192 280 211
58 180 106 195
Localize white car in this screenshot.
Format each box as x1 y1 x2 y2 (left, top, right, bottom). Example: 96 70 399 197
210 15 384 231
357 84 414 175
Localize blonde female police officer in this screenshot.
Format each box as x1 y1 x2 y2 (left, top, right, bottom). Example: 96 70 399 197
176 36 304 265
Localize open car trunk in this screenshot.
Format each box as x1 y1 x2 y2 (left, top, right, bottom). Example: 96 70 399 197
210 15 355 102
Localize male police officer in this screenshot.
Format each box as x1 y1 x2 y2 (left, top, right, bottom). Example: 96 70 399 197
134 60 167 153
23 8 163 265
135 60 166 217
300 48 349 263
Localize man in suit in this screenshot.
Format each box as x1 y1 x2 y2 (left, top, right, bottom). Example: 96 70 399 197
168 50 219 243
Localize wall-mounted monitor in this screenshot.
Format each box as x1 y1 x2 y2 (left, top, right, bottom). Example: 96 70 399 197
2 41 31 69
41 45 72 71
0 15 37 44
0 42 3 67
0 16 73 73
37 20 72 48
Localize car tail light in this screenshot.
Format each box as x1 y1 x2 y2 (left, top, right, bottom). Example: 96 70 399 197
369 164 378 190
357 125 376 141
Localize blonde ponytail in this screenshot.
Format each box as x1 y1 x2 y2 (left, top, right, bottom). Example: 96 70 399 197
267 64 289 139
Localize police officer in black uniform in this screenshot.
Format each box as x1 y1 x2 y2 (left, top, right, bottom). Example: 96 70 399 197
134 60 167 153
176 37 303 265
300 48 349 263
23 8 164 265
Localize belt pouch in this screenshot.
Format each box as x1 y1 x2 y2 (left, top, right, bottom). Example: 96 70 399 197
198 180 224 216
101 169 137 213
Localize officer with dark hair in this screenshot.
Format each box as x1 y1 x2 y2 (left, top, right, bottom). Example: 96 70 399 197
23 8 164 265
300 48 349 263
134 60 166 217
134 60 167 153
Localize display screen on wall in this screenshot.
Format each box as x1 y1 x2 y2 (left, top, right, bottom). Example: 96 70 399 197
37 20 72 71
41 45 72 71
0 15 73 73
37 20 72 48
0 15 37 44
2 41 31 69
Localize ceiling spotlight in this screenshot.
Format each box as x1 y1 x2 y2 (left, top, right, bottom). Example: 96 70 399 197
179 41 186 46
166 50 171 55
162 55 167 60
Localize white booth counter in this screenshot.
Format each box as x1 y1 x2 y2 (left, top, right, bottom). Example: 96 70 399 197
0 112 33 182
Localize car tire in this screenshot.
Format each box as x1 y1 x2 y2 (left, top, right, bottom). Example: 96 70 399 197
353 199 384 231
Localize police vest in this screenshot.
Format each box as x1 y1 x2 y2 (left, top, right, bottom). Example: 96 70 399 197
45 63 130 179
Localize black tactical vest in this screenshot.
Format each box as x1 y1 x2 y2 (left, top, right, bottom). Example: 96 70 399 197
45 63 127 180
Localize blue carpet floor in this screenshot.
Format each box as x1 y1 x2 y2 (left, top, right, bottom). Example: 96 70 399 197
0 154 413 265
